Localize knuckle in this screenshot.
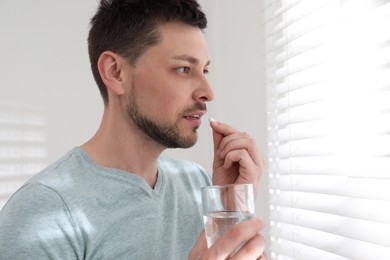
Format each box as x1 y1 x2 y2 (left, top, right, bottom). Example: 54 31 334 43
238 149 246 157
248 137 256 146
244 241 260 256
202 246 225 260
228 225 243 240
259 234 266 245
246 234 265 256
200 251 217 260
260 155 265 164
252 218 264 230
241 131 250 138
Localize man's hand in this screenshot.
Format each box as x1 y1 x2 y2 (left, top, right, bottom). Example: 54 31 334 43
210 119 264 195
189 218 267 260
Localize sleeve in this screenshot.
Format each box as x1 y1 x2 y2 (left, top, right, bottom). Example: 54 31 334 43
0 183 83 260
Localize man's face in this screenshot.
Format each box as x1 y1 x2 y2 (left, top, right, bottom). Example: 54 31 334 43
125 22 214 148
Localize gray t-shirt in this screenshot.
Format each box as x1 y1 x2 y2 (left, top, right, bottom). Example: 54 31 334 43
0 147 211 259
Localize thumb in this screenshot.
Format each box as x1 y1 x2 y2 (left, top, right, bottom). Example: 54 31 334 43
189 230 208 259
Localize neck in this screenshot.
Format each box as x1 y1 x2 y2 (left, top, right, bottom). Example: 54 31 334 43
81 107 165 189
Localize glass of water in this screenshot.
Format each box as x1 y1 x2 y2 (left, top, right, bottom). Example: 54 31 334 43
201 183 255 248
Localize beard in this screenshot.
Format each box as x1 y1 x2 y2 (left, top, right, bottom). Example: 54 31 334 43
126 85 206 149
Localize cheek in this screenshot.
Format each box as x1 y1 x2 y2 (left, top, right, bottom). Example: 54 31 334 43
132 84 179 118
132 71 190 116
134 70 171 99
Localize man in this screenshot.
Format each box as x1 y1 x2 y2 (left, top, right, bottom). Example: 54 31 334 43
0 0 266 259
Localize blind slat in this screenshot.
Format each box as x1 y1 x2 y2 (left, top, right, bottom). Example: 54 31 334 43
271 239 350 260
272 1 337 36
269 175 390 201
272 90 390 125
272 223 390 260
271 113 390 142
271 208 390 247
270 192 390 224
271 67 390 95
272 157 390 178
271 136 390 157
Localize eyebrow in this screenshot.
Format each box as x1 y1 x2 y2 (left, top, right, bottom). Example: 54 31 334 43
172 55 211 66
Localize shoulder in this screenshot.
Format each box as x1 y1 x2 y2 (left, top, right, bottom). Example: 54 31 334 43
26 147 89 188
3 147 89 213
2 182 70 217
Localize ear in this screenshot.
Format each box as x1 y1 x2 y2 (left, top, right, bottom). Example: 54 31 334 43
97 51 128 96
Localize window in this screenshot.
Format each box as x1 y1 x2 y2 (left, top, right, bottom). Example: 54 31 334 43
265 0 390 259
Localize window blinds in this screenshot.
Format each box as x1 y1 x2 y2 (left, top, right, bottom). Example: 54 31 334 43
264 0 390 259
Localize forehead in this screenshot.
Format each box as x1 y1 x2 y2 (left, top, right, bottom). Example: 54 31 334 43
144 22 210 64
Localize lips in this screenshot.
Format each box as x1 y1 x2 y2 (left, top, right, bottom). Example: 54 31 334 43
184 111 206 120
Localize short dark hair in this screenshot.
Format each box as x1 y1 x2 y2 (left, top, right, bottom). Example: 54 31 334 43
88 0 207 104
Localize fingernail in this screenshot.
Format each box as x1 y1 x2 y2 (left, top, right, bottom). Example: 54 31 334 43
256 218 265 226
209 117 216 123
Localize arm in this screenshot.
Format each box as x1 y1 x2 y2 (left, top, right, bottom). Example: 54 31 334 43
0 183 82 259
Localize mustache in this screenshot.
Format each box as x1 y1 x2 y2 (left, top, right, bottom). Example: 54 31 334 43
181 102 207 115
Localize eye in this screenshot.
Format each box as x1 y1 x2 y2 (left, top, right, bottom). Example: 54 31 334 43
203 68 209 75
177 67 190 74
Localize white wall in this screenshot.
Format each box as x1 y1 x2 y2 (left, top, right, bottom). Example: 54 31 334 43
0 0 269 242
0 1 103 165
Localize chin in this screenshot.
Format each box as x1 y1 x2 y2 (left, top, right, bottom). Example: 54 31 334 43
173 133 198 149
181 136 198 148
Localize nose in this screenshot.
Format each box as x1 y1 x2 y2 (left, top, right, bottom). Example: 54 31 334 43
193 75 214 102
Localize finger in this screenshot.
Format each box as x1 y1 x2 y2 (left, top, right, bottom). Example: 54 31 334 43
260 251 269 260
222 149 261 188
230 233 266 260
189 230 208 259
210 119 239 137
223 149 258 176
217 131 250 154
211 122 224 154
223 149 249 169
211 120 240 159
206 218 265 259
219 136 264 167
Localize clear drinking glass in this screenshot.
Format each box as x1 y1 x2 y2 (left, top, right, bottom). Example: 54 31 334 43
201 183 255 248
